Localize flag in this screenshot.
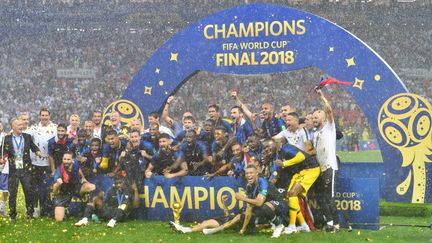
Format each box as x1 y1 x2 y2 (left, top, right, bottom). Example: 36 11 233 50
315 77 352 90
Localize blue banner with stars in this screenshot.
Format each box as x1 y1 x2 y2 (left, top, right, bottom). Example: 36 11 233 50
104 4 432 203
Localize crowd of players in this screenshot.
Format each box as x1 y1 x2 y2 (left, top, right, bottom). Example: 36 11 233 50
0 1 431 146
0 87 342 237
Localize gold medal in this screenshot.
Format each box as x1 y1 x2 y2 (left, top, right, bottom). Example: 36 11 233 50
93 168 97 173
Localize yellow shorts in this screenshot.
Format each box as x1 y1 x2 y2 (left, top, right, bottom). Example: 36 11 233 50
287 167 320 198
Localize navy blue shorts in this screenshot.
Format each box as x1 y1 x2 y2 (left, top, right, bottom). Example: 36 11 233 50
0 173 8 192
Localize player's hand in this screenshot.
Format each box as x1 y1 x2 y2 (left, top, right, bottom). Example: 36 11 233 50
227 170 235 177
239 229 245 235
131 182 138 192
221 194 229 203
216 150 224 159
163 167 172 174
164 172 174 179
276 159 284 167
230 91 237 99
95 157 101 164
141 150 148 157
167 96 175 104
56 178 63 185
36 151 43 158
77 155 87 163
243 145 250 153
315 88 323 96
107 172 116 177
120 151 126 159
235 192 246 201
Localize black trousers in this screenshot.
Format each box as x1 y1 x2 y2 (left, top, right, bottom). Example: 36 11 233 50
84 204 128 222
8 169 34 218
32 165 53 216
316 168 339 225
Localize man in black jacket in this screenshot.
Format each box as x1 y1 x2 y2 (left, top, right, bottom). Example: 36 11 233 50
1 118 42 219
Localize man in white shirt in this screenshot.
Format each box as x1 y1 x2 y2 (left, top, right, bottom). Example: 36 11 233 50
144 111 175 139
312 89 340 232
29 108 57 217
273 112 307 151
91 110 103 140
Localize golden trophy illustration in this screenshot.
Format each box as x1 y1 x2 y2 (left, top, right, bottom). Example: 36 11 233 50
172 201 183 224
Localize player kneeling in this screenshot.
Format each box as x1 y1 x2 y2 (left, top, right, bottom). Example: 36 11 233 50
75 175 139 228
53 152 96 222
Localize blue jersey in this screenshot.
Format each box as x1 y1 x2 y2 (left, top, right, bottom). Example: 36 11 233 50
178 141 209 176
231 119 254 145
101 140 128 172
261 116 286 139
150 149 180 175
246 177 284 202
54 160 81 196
47 137 74 168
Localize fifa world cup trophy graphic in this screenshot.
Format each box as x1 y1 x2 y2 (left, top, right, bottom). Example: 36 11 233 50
378 93 432 203
172 201 183 224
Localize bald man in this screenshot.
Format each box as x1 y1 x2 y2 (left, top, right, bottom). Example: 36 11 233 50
312 89 340 232
260 103 286 139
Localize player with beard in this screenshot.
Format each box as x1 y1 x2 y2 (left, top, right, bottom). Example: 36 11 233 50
48 124 74 174
174 130 210 176
311 89 340 232
91 111 103 140
230 106 254 145
52 152 95 222
145 133 187 179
